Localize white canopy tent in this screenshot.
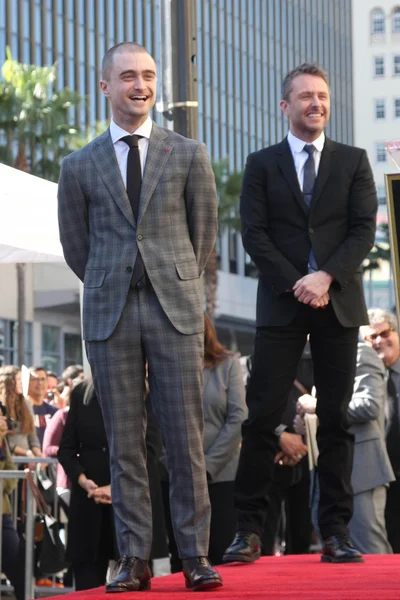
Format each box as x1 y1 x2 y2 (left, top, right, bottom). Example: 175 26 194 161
0 163 64 263
0 163 89 372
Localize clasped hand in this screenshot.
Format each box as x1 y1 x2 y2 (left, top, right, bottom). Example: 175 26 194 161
292 271 333 309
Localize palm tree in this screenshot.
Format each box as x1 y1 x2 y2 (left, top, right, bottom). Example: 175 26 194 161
204 160 243 317
0 48 81 364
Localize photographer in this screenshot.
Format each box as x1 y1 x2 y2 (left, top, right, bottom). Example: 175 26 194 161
27 367 58 448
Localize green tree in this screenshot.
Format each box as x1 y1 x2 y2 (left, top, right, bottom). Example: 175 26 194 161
0 49 82 364
204 159 243 318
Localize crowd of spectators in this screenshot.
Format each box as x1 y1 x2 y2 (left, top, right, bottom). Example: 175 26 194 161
0 307 400 592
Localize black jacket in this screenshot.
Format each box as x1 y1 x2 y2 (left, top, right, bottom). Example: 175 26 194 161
240 137 377 328
58 382 118 563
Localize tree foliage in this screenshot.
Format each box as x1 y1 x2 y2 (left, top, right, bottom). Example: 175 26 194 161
0 47 81 181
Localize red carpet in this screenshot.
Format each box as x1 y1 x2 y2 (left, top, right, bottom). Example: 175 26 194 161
46 555 400 600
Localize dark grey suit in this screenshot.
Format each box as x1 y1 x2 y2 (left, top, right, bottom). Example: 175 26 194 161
347 343 394 553
58 123 218 559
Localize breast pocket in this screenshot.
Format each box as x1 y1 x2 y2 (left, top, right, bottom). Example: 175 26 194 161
84 268 106 288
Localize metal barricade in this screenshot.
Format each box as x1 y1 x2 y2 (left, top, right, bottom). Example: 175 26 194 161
2 457 73 599
0 469 35 600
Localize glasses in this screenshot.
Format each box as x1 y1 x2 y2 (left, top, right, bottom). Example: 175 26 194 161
365 328 394 342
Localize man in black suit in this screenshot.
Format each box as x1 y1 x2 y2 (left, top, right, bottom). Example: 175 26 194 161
223 63 377 564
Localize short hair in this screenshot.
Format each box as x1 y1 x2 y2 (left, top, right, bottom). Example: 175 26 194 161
281 63 330 101
46 371 58 380
367 308 398 332
102 42 151 80
31 366 47 375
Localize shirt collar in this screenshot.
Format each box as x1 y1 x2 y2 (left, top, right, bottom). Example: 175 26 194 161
110 116 153 145
287 130 325 154
389 357 400 375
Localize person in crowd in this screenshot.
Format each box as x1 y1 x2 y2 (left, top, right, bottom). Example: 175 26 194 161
297 336 394 554
42 406 71 508
364 308 400 552
58 365 84 408
223 62 377 566
27 367 58 447
58 41 220 592
162 314 247 570
0 366 42 463
58 379 119 590
0 414 25 600
0 366 53 586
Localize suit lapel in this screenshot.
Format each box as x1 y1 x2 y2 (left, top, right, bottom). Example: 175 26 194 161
276 138 308 214
311 137 335 211
91 129 135 228
138 123 173 223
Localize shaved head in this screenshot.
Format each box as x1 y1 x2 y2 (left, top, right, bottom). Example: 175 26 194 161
101 42 153 81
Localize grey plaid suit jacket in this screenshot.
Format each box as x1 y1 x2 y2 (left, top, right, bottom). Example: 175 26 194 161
58 123 217 341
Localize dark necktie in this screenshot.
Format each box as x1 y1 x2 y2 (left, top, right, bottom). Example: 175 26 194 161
387 370 400 474
303 144 318 273
120 134 146 287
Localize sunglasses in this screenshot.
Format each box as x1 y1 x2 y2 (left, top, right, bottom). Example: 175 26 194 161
365 328 394 342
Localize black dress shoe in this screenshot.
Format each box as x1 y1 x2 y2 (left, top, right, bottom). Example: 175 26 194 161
222 531 261 563
182 557 223 591
321 535 364 563
106 556 151 593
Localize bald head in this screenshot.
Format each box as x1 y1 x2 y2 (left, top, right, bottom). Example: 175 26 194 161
101 42 153 81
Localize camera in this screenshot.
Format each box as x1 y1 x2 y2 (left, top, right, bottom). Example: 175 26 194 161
0 402 17 431
46 391 55 401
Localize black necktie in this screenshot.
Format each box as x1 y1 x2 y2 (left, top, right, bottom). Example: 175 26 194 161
387 370 400 474
120 134 146 287
303 144 318 273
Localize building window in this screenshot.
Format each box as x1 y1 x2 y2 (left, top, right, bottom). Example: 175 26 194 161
42 325 60 374
393 7 400 33
372 8 385 34
376 142 387 163
0 319 33 366
377 186 386 205
395 98 400 118
375 99 386 119
394 55 400 75
63 333 83 369
374 56 385 77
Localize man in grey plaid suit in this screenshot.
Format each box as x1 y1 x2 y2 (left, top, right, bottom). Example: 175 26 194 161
58 42 222 592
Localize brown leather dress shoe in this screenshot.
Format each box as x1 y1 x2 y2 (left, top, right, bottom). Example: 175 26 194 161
321 535 364 563
106 556 151 593
182 557 223 591
222 531 261 563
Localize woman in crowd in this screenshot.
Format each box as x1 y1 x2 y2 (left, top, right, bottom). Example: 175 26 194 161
0 366 42 462
163 313 247 569
58 379 118 590
0 414 24 600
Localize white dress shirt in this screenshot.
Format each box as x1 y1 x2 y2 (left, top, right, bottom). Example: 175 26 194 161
110 117 153 186
287 130 325 191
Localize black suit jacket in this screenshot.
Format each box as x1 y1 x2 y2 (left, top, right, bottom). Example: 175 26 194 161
240 137 378 328
58 382 118 563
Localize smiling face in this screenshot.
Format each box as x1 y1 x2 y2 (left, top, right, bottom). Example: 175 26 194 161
280 73 330 142
366 321 400 367
100 48 157 132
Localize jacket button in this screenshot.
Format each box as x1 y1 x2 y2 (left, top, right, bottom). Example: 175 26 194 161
126 266 132 273
137 234 143 241
309 227 314 234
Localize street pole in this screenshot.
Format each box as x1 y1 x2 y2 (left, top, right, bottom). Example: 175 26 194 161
170 0 198 139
